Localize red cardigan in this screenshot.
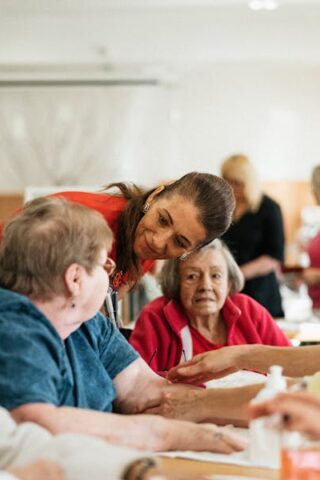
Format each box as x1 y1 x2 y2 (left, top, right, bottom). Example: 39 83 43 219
0 192 154 290
130 293 291 372
50 191 154 288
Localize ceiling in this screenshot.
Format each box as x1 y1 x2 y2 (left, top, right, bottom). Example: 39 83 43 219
1 0 320 70
1 0 320 13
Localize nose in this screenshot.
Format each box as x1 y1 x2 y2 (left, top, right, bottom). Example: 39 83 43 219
151 230 170 254
197 272 213 291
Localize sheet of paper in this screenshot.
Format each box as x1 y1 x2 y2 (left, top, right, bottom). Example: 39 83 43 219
205 370 266 389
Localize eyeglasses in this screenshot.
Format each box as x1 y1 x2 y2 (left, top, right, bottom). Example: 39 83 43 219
100 257 116 276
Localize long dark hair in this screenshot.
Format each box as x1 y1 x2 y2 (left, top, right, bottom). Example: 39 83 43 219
104 172 235 285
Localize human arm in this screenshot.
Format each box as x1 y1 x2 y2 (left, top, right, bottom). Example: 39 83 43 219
113 357 170 413
10 403 245 454
168 344 320 384
240 255 281 280
301 267 320 286
249 297 291 346
248 391 320 440
140 383 263 426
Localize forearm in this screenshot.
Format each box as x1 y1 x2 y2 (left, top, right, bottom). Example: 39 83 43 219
302 268 320 286
241 255 279 280
196 384 263 426
113 358 169 414
237 344 320 377
11 403 172 451
12 404 127 441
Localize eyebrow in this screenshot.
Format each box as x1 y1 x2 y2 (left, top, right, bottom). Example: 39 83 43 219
163 208 191 247
183 265 223 272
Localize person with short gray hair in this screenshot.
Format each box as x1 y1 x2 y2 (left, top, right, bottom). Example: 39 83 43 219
130 239 291 374
0 197 245 458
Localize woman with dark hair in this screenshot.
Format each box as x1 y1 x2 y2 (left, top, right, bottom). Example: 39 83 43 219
51 172 235 293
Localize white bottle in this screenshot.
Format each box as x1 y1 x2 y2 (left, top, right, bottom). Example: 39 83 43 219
249 365 287 469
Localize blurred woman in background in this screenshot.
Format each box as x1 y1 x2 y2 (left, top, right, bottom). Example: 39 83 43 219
298 165 320 314
220 154 285 317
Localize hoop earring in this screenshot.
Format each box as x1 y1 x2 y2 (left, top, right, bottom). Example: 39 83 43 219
179 252 189 261
142 202 150 214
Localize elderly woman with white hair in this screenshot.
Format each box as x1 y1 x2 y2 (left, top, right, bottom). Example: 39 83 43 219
130 239 291 374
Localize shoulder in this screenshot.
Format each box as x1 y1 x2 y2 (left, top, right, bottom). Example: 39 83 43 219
137 297 188 333
50 192 127 218
79 312 117 341
229 292 268 316
0 288 62 346
140 296 170 315
260 195 281 213
135 297 170 328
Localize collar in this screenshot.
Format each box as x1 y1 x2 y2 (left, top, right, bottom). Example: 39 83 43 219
221 294 242 330
162 298 190 334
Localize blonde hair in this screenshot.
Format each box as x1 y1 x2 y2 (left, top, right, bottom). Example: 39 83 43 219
311 165 320 205
0 197 113 301
159 238 244 301
221 154 262 212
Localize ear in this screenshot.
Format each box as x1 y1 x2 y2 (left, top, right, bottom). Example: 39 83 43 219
227 279 232 295
64 263 82 298
146 185 165 205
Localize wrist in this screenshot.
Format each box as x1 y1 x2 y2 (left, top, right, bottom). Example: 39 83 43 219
236 344 254 370
239 344 267 372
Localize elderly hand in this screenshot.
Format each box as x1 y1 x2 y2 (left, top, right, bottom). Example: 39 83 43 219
167 420 247 454
6 459 64 480
141 386 209 422
167 347 242 385
248 391 320 440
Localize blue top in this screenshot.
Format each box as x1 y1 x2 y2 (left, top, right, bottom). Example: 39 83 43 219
0 287 138 411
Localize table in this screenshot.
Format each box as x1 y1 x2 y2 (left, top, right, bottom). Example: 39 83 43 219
160 456 278 479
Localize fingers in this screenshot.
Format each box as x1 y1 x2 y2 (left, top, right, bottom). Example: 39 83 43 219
168 362 206 382
247 401 277 420
142 406 166 416
248 392 320 421
247 392 320 439
168 367 237 386
210 427 247 454
285 391 320 408
168 350 238 384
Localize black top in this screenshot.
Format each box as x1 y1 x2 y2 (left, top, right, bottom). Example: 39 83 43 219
222 194 284 317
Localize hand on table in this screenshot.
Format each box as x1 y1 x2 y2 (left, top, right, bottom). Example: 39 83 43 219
141 386 208 422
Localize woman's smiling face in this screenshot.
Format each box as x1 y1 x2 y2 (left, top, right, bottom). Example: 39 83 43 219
133 193 207 260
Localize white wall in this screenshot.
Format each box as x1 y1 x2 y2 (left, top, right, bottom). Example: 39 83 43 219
0 3 320 191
